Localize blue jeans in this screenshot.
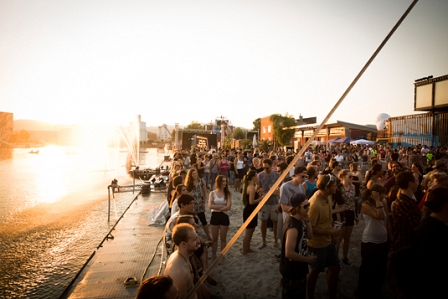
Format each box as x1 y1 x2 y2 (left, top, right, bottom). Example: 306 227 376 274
210 172 218 189
203 172 211 188
229 170 235 187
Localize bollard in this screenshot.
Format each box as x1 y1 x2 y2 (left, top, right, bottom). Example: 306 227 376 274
141 182 151 195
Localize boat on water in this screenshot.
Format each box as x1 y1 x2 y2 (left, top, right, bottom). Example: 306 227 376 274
128 155 172 181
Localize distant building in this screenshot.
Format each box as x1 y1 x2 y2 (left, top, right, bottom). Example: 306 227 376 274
378 74 448 147
0 111 13 147
158 124 171 141
260 116 273 142
147 131 157 141
136 115 147 142
293 120 377 148
260 114 317 144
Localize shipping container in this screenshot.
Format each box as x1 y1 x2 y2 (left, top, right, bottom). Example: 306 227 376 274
387 112 448 148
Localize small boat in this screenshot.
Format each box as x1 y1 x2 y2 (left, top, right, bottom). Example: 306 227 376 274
28 150 39 154
129 158 172 180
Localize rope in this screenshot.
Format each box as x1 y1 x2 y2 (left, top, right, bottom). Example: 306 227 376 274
185 1 419 298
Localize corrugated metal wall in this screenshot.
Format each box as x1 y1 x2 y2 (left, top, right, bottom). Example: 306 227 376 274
388 112 448 147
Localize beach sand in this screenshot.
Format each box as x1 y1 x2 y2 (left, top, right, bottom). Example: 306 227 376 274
197 189 367 299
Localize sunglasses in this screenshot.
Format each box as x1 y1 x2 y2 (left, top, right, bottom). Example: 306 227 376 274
325 175 334 189
301 175 308 179
300 203 310 209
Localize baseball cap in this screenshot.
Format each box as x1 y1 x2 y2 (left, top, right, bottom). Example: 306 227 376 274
287 193 307 211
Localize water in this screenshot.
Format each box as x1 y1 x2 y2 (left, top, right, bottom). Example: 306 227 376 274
0 146 166 299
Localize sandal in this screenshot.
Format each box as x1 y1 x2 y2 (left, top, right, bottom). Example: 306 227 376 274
124 277 138 287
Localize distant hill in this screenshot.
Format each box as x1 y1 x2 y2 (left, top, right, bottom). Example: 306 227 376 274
146 125 175 134
13 119 69 132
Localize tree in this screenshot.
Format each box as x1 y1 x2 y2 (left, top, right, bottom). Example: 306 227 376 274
252 118 261 132
270 114 296 147
232 127 246 140
259 139 272 152
186 121 203 130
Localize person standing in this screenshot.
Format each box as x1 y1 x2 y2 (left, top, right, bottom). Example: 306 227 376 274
390 171 423 252
185 168 212 241
241 170 262 256
208 175 232 260
280 193 317 299
336 169 359 265
256 158 280 249
357 184 391 299
209 153 220 190
307 175 341 299
234 151 247 192
218 154 229 178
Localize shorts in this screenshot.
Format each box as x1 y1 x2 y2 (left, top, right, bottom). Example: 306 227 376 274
195 212 208 226
243 203 258 228
236 168 245 179
308 244 340 272
258 204 277 222
210 212 230 226
342 210 355 226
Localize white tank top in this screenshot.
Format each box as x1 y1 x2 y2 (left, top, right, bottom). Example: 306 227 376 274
362 206 387 244
211 190 227 213
236 159 245 170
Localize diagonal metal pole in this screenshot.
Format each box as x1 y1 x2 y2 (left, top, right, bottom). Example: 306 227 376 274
185 1 419 298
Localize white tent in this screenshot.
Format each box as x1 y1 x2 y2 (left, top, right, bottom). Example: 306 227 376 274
350 139 375 146
253 134 258 147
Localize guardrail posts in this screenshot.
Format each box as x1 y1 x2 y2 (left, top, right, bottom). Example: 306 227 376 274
107 185 111 222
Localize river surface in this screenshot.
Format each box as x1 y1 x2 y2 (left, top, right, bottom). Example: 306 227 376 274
0 146 166 299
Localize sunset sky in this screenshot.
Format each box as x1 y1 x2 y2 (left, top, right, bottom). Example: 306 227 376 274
1 0 447 129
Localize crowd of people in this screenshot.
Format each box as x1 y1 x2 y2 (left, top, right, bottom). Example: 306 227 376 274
136 142 448 299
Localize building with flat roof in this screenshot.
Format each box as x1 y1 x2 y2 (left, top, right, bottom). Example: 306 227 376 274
377 74 448 147
292 120 377 147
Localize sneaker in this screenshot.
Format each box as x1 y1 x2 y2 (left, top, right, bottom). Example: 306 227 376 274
274 243 281 249
342 258 352 266
258 243 267 249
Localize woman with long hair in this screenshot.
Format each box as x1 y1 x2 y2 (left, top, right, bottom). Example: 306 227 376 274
241 170 262 257
364 164 384 189
218 154 229 178
185 168 212 241
208 175 232 260
337 169 359 265
358 184 391 299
